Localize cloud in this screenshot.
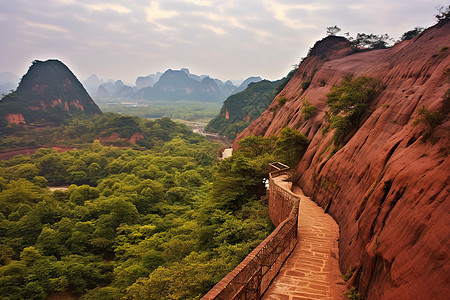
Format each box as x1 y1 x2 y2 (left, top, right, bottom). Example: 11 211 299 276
146 1 179 22
85 3 131 14
0 0 442 83
25 21 69 33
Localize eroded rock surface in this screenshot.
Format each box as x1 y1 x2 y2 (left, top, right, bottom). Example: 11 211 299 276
236 22 450 299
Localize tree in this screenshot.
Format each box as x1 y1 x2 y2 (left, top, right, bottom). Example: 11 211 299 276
20 246 42 266
435 5 450 23
37 153 67 182
274 127 309 165
36 227 67 257
326 25 341 36
237 135 275 158
400 27 424 41
88 162 103 183
69 185 100 205
210 156 260 211
350 33 392 50
16 163 39 181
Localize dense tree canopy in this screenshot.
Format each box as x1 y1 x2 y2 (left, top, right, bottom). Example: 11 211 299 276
206 78 289 140
0 113 197 150
0 116 306 299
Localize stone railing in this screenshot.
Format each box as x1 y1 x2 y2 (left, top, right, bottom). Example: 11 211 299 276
202 163 300 300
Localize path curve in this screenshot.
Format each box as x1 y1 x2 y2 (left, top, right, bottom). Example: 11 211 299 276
263 186 345 300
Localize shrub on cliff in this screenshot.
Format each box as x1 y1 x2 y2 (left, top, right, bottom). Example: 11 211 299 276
277 96 287 107
326 76 382 145
301 99 317 120
413 106 445 142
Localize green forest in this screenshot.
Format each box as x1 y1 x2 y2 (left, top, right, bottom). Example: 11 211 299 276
0 113 308 299
0 113 205 150
205 72 294 140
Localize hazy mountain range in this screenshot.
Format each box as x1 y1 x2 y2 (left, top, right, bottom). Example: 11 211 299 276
83 68 262 103
1 68 262 103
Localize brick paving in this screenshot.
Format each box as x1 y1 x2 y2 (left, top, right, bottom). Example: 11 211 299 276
263 186 345 300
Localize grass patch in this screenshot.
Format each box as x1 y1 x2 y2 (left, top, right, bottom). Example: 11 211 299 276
375 235 380 249
344 286 361 300
341 267 355 282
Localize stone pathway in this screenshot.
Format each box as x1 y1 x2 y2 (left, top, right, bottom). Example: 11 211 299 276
263 186 345 300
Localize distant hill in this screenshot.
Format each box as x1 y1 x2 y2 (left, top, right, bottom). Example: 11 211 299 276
82 74 105 97
205 76 289 140
96 80 135 98
231 76 263 94
0 59 102 129
140 69 230 102
136 76 155 90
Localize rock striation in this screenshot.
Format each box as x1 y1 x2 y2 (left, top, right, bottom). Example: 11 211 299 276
235 21 450 299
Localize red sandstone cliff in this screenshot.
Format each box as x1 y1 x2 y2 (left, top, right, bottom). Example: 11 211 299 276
235 22 450 299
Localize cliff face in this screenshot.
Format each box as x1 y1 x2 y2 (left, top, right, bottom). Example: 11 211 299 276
0 59 101 126
235 22 450 299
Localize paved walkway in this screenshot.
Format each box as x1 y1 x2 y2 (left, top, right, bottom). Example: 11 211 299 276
263 186 345 300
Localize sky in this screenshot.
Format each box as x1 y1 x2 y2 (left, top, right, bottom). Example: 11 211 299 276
0 0 444 85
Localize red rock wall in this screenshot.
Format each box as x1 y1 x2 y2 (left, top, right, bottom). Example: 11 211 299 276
235 22 450 299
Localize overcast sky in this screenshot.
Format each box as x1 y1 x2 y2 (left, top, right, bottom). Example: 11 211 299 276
0 0 443 85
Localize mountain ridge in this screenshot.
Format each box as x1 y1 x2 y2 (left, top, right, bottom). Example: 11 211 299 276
90 68 262 102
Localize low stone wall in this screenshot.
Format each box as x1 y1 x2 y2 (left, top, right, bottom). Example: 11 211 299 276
202 167 300 300
269 176 295 227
